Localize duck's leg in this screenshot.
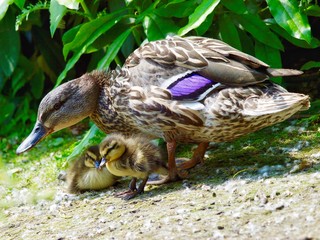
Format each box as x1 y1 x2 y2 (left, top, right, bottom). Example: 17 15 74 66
178 142 209 170
148 141 182 184
114 178 137 197
121 177 148 200
167 141 180 181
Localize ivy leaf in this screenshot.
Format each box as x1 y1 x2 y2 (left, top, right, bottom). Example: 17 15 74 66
178 0 220 36
49 0 67 37
266 0 311 44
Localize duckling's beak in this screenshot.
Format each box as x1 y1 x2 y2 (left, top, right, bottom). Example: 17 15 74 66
16 121 51 154
99 158 107 169
94 160 101 169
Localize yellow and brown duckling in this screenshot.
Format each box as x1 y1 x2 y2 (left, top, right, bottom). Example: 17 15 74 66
99 134 168 200
67 145 119 193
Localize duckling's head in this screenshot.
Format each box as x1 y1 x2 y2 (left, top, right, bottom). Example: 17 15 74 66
99 135 126 167
16 73 102 154
84 145 101 169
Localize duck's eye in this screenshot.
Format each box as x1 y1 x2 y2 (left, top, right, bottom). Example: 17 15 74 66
53 102 62 110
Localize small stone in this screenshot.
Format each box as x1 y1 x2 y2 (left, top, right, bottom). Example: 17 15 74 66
106 205 115 214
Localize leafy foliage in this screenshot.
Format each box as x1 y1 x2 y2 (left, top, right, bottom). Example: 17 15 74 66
0 0 319 139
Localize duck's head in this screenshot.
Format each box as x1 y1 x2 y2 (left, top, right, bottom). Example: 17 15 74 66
84 145 102 169
99 136 126 167
16 73 101 154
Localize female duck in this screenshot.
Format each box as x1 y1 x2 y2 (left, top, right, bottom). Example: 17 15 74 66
67 145 118 193
99 134 168 200
17 36 309 183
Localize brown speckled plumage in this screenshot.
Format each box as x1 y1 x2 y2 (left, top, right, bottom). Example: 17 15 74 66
17 35 310 182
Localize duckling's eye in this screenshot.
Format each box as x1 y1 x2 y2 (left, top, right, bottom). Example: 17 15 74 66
53 102 63 110
110 143 118 150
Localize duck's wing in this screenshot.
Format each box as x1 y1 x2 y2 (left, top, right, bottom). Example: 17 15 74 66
129 86 204 130
125 36 302 90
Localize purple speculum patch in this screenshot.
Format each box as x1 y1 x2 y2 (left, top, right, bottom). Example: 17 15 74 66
167 73 216 101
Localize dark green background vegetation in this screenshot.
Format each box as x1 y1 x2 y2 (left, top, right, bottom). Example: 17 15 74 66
0 0 319 140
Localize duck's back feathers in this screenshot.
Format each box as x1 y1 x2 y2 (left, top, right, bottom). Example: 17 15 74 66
125 36 302 90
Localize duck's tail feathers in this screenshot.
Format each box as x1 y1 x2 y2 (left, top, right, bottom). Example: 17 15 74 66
244 93 310 116
267 68 303 77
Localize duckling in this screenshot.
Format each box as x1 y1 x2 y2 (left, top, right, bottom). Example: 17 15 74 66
67 145 119 193
99 134 168 200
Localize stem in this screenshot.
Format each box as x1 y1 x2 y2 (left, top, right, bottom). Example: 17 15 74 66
114 56 122 66
80 0 93 20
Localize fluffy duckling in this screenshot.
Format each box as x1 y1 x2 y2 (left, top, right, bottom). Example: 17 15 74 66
67 145 119 193
99 134 168 200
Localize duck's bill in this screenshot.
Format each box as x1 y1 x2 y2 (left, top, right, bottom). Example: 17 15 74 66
16 121 50 154
94 160 101 169
99 158 107 169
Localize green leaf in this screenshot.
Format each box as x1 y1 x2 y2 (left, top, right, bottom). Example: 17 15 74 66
301 61 320 70
219 14 242 50
178 0 220 36
0 8 20 78
49 0 67 37
266 0 311 44
66 124 102 162
63 10 126 59
234 13 284 50
254 40 282 84
267 19 320 49
97 28 132 70
0 96 15 125
221 0 247 14
156 0 198 18
195 11 214 36
305 5 320 17
237 29 254 56
56 14 125 86
0 0 13 21
32 26 65 78
30 70 45 99
56 0 79 9
143 14 179 41
14 0 25 9
11 68 26 96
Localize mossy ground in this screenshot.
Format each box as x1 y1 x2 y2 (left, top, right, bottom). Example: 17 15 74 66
1 117 320 239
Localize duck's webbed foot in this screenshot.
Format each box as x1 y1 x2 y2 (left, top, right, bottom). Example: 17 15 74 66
115 177 148 200
178 142 209 170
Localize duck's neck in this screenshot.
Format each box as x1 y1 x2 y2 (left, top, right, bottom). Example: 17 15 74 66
89 70 140 135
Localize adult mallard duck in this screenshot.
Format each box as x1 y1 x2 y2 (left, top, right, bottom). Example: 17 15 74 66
17 36 309 183
99 133 168 200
